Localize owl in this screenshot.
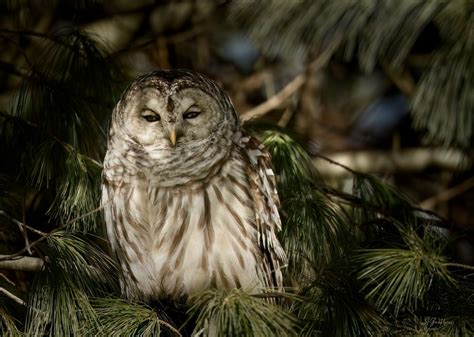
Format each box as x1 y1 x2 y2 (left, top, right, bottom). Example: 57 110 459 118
101 69 286 301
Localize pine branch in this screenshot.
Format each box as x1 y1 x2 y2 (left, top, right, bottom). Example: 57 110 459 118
92 298 182 337
0 111 102 168
353 224 456 316
188 288 298 337
0 203 106 262
25 230 118 336
319 185 449 228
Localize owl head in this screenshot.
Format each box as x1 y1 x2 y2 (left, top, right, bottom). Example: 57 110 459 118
111 70 240 149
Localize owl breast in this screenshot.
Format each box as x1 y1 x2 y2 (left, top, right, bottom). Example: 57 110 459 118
103 147 263 300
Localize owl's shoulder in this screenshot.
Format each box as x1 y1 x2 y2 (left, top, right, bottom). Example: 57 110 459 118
232 132 274 171
233 132 281 228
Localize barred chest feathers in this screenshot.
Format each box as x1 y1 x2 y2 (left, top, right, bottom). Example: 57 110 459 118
103 145 265 300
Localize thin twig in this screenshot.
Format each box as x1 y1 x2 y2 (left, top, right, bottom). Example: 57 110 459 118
0 28 53 39
320 185 450 228
0 203 106 263
419 176 474 209
0 111 103 168
0 60 28 78
0 210 32 254
63 203 106 228
277 106 295 128
158 319 182 337
240 56 329 123
107 25 206 58
0 273 16 287
0 287 26 306
445 262 474 271
0 235 49 262
313 153 359 175
0 34 35 69
0 210 47 236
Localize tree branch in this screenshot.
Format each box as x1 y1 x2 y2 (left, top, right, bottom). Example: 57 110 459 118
240 56 329 123
420 176 474 209
313 148 470 177
0 255 44 272
240 73 306 123
320 184 449 228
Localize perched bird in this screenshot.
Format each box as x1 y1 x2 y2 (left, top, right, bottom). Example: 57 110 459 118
101 69 286 301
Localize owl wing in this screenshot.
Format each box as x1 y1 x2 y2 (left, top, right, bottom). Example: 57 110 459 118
235 132 287 289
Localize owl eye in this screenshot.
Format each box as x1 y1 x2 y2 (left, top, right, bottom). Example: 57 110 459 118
183 110 201 119
142 111 160 122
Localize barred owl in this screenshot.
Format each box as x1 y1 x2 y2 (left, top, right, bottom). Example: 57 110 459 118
101 69 286 301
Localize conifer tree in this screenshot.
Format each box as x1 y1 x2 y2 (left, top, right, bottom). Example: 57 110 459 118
1 1 473 336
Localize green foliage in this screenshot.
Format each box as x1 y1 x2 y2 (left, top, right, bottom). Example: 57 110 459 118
260 131 316 193
2 28 123 232
188 288 298 337
257 128 473 335
260 130 351 278
92 298 179 337
48 149 102 232
1 310 22 337
354 242 453 316
296 271 388 337
26 231 117 336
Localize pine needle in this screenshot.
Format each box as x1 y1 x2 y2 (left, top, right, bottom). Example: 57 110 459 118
0 308 22 337
92 298 181 337
353 226 455 316
188 288 298 337
26 231 118 336
295 270 389 337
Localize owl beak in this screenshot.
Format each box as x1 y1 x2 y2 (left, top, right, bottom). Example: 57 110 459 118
169 128 177 147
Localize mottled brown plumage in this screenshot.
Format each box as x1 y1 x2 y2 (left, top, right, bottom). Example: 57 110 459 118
101 69 286 301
